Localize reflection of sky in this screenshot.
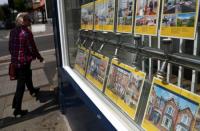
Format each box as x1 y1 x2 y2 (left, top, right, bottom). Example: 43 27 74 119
164 14 176 19
154 84 199 115
96 4 105 16
136 16 143 19
119 0 132 8
177 13 195 19
0 0 7 5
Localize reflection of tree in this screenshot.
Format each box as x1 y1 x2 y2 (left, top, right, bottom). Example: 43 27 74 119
187 16 194 27
177 18 182 26
177 16 194 27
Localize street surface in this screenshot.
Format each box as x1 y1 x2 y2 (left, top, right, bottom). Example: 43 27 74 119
0 24 108 131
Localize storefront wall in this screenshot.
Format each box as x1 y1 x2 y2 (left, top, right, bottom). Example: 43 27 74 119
55 0 200 131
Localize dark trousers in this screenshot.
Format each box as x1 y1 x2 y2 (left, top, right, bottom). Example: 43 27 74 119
12 64 36 110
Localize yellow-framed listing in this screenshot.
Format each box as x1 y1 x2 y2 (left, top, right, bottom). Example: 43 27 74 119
116 0 134 33
105 59 146 120
94 0 115 32
160 0 199 39
74 46 90 76
86 51 110 91
94 0 105 31
142 77 200 131
103 0 115 32
134 0 160 36
81 2 94 30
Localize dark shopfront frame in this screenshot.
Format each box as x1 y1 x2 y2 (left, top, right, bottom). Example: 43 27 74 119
53 0 200 131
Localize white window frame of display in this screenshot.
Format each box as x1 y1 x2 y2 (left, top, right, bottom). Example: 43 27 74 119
161 115 172 130
166 106 174 116
56 1 142 131
181 114 190 126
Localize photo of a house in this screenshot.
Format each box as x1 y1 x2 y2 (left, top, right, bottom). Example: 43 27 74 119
177 13 195 27
136 16 156 26
87 55 108 85
136 0 158 16
81 3 93 27
81 8 89 26
162 14 176 26
107 64 144 109
136 16 145 25
163 0 176 14
75 49 89 71
145 84 199 131
104 0 115 25
163 0 196 14
145 15 157 25
95 0 105 26
117 0 133 25
176 0 196 13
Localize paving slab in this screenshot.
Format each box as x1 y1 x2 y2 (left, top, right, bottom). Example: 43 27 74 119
0 69 49 97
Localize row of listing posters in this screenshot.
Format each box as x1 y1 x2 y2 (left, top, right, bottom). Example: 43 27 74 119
74 48 146 119
74 48 200 130
81 0 199 39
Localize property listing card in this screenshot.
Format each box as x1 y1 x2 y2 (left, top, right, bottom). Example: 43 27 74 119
142 77 200 131
105 59 146 119
94 0 115 32
160 0 199 39
81 2 94 30
74 46 89 76
94 0 104 31
117 0 134 33
134 0 160 35
86 51 109 91
103 0 115 31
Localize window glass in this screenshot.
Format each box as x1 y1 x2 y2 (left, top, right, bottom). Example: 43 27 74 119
181 115 190 126
161 116 172 130
166 106 174 116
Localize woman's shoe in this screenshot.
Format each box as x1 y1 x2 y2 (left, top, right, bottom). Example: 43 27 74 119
30 88 40 97
13 109 28 118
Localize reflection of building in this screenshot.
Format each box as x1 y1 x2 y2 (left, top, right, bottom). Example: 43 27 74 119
32 0 47 23
146 88 195 131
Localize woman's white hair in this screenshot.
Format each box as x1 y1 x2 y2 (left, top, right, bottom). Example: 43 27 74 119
15 12 29 26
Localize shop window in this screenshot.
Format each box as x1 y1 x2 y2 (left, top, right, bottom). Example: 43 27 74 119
166 106 174 116
161 116 172 130
181 114 190 126
176 124 188 131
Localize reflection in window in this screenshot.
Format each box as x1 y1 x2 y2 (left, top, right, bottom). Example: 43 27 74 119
161 116 172 130
166 106 174 116
181 114 190 126
176 124 188 131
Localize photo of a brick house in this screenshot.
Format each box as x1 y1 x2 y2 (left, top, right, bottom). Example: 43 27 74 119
107 63 145 109
145 84 199 131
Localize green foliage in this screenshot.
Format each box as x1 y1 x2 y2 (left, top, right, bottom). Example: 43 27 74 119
0 5 11 21
177 18 182 27
13 0 32 12
0 7 4 20
187 16 195 27
13 0 25 11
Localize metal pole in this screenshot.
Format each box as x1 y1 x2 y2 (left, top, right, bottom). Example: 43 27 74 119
191 32 199 92
178 39 184 87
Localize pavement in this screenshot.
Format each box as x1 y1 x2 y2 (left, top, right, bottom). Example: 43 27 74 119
0 49 63 131
0 24 108 131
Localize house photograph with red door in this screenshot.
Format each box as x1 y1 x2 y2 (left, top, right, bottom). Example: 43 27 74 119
145 84 199 131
